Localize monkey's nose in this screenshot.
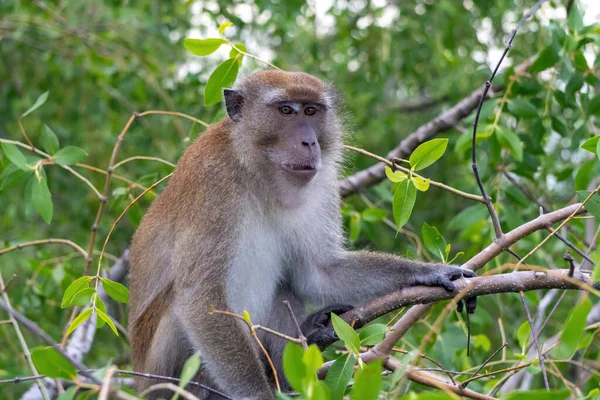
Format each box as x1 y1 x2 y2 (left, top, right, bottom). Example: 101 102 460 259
302 140 316 147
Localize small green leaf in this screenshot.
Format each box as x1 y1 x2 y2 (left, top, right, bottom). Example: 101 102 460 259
96 307 119 336
100 277 129 304
422 223 447 262
61 276 94 308
184 38 226 56
30 174 53 224
174 352 201 400
358 323 388 346
324 354 355 400
567 2 584 32
411 176 430 192
577 191 600 220
529 44 560 73
504 389 570 400
66 307 93 336
507 99 538 119
351 361 382 400
393 180 417 231
384 166 407 183
1 142 29 170
566 72 585 99
588 94 600 116
555 298 592 359
409 138 448 171
95 296 107 328
361 208 388 223
31 346 77 379
69 288 96 306
243 310 252 324
56 387 77 400
52 146 87 166
516 321 530 354
204 58 240 106
330 313 360 354
21 91 49 118
218 21 233 35
41 125 60 155
283 343 306 393
349 212 361 241
496 126 523 162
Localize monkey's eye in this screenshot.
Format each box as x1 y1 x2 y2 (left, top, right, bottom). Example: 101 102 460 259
279 105 295 115
304 106 318 116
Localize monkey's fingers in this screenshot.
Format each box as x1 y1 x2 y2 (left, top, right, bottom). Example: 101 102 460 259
456 297 477 313
305 328 339 351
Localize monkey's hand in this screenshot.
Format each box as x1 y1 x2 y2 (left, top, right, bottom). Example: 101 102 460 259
301 304 354 350
408 265 477 314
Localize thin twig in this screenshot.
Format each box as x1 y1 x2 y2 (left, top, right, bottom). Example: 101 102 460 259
283 300 308 349
0 238 87 258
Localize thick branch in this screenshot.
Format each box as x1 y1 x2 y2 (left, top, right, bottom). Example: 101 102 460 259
341 269 595 329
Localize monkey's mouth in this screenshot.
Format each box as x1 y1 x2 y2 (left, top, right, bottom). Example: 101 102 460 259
281 162 319 181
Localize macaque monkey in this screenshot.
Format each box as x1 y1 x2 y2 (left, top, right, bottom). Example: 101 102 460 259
129 71 476 399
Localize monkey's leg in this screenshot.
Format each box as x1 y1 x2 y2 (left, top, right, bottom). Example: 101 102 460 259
139 311 193 399
180 298 274 399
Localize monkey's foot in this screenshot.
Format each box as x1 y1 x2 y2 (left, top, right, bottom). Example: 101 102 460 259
301 304 354 350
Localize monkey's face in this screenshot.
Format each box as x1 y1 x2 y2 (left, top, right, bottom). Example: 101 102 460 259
224 71 342 187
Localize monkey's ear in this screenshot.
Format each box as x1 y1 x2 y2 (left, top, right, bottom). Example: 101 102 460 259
224 89 244 122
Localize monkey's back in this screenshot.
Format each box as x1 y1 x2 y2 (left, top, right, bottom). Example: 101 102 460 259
128 118 242 368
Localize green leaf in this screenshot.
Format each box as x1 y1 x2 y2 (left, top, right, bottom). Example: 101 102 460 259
173 352 201 400
21 91 49 118
69 288 96 306
448 204 488 230
324 354 355 400
1 165 32 190
567 2 584 32
218 21 233 35
31 346 77 379
95 296 107 328
504 389 570 400
358 323 388 345
516 321 530 354
56 387 77 400
53 146 87 166
507 99 538 119
361 208 387 223
204 58 240 106
409 138 448 171
349 212 361 241
555 298 592 359
351 361 382 400
41 124 60 155
330 313 360 354
588 94 600 116
529 44 560 73
303 344 324 377
411 176 430 192
30 174 53 224
577 191 600 220
1 142 29 170
393 180 417 231
183 38 226 56
61 276 94 308
422 223 447 262
598 137 600 161
384 166 408 183
96 307 119 336
496 126 523 162
283 343 306 393
100 277 129 304
229 43 247 66
565 72 585 99
66 308 93 336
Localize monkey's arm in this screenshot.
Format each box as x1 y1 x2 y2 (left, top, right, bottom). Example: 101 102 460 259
294 250 475 307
